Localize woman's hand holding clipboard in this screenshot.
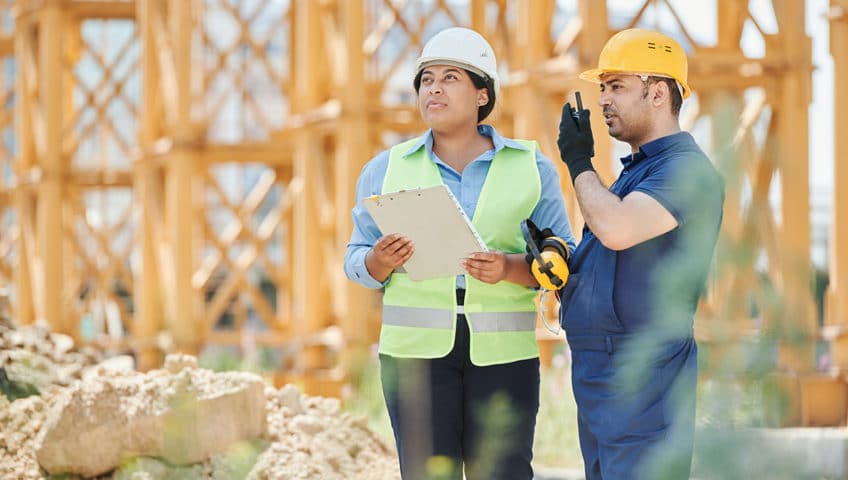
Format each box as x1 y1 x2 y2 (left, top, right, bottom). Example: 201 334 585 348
363 185 488 281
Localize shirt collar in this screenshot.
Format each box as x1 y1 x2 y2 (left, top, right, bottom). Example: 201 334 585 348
401 124 530 159
620 131 693 168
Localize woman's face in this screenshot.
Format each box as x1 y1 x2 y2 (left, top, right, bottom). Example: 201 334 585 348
417 65 488 131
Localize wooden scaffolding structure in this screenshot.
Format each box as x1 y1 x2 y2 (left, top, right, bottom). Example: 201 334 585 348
0 0 846 422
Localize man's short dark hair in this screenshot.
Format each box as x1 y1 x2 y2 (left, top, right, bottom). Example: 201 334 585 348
414 69 496 122
643 76 682 116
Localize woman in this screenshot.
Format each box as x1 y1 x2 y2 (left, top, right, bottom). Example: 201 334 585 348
344 27 574 480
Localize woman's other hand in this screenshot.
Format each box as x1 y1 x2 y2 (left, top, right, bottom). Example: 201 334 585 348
462 251 507 284
365 234 415 282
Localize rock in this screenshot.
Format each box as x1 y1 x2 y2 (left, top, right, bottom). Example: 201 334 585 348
35 362 267 477
164 353 198 373
278 384 305 415
292 414 325 436
2 350 57 391
82 355 136 382
49 333 75 357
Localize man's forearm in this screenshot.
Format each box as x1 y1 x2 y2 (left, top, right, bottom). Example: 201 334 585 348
573 171 625 248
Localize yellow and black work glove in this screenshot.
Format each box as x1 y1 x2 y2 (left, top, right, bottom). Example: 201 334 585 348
522 219 570 291
558 91 595 184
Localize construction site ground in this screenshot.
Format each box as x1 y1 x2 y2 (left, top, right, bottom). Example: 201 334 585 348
0 321 400 479
4 319 848 479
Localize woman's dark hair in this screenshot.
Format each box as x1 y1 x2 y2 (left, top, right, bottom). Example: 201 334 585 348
414 68 496 122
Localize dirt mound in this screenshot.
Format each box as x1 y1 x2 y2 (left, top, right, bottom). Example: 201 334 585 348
0 352 401 479
0 321 104 394
249 384 399 479
36 355 268 477
0 391 52 479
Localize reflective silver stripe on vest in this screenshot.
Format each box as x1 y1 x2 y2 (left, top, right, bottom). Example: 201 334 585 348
467 312 537 333
382 305 455 329
382 306 536 332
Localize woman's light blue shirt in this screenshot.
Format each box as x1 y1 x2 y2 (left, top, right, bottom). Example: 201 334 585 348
344 124 576 289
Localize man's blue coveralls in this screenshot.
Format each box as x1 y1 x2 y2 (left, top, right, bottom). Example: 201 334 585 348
561 131 724 480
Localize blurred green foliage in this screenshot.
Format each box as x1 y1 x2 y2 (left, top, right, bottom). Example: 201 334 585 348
340 345 585 471
0 367 39 401
340 343 839 477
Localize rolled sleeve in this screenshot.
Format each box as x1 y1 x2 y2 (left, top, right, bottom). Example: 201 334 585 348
632 153 723 228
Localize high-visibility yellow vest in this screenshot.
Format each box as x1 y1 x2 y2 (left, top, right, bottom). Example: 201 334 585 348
379 136 541 366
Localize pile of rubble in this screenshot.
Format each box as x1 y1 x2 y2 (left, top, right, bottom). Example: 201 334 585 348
0 319 400 479
0 319 107 396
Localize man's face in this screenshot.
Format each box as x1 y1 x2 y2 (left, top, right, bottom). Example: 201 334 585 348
597 73 654 146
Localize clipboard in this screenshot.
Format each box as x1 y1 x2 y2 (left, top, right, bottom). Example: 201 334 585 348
363 185 488 281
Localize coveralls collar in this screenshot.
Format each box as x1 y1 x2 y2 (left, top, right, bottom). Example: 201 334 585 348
620 131 692 169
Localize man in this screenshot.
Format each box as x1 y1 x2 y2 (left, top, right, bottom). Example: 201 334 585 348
555 28 724 479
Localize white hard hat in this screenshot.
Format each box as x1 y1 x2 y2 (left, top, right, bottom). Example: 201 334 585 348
415 27 499 95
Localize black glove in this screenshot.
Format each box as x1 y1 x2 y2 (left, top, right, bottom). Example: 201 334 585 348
557 98 595 184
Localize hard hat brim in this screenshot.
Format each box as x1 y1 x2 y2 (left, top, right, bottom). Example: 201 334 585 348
417 58 488 81
416 58 500 95
578 68 605 83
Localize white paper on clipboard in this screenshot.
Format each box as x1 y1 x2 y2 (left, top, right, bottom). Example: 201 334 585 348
363 185 488 281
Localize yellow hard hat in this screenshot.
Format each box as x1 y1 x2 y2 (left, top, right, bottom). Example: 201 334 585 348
579 28 690 99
